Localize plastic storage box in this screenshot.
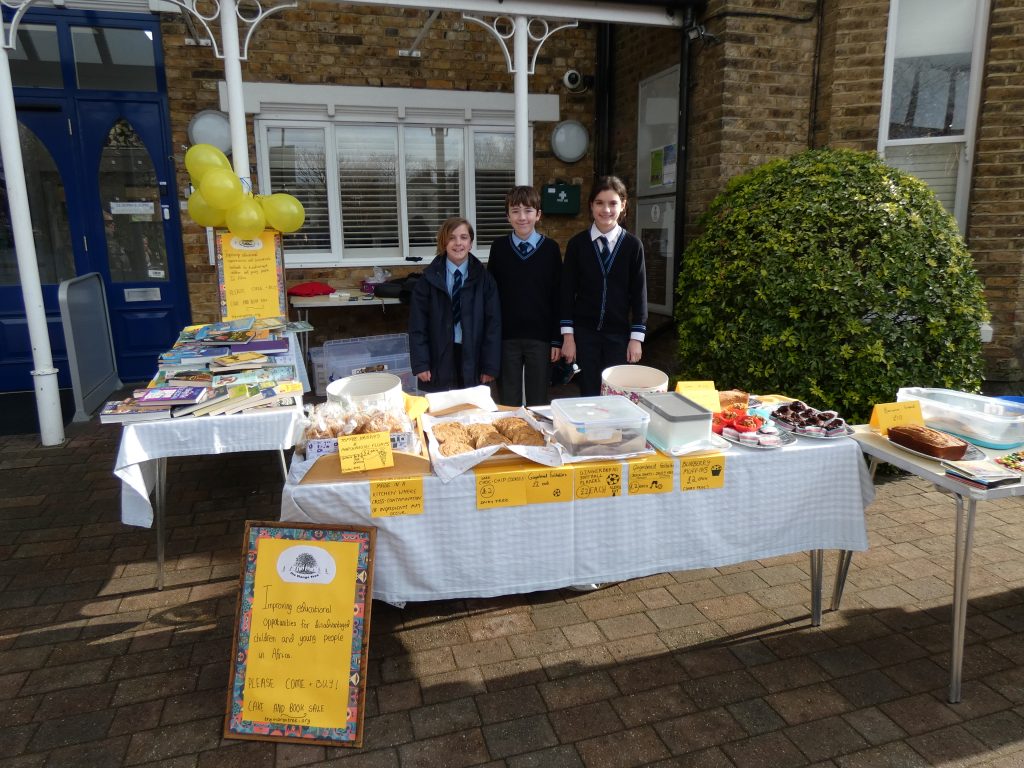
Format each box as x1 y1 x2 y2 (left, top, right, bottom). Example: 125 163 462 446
323 333 418 394
551 395 650 456
636 392 711 452
896 387 1024 449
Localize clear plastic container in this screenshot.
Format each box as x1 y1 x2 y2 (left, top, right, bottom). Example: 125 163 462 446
551 395 650 456
637 392 711 451
324 333 413 390
896 387 1024 449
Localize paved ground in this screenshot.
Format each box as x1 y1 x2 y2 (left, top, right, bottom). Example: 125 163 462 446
6 342 1024 766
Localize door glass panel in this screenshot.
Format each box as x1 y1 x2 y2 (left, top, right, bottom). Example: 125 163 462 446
0 123 74 286
9 24 63 88
100 119 167 282
72 26 157 92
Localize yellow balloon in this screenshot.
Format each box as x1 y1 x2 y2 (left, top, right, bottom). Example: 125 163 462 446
184 144 230 184
263 193 306 233
226 198 266 239
200 168 244 210
187 189 225 228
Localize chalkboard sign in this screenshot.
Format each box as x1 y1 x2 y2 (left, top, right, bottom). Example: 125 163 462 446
224 521 375 748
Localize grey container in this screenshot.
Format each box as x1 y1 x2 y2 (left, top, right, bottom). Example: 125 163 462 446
637 391 712 451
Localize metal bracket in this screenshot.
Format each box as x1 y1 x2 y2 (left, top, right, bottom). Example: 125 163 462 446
462 14 577 75
150 0 296 59
1 0 43 50
399 8 440 58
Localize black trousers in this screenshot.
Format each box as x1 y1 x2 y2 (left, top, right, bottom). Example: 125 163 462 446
574 327 629 397
498 338 551 407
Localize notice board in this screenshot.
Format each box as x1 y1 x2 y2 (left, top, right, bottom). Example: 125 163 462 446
225 521 375 748
216 230 286 321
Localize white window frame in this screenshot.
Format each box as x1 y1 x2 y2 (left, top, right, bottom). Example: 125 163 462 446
878 0 991 232
241 83 559 268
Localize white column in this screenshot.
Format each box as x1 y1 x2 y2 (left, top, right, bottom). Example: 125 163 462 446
219 0 251 182
512 15 530 185
0 46 63 445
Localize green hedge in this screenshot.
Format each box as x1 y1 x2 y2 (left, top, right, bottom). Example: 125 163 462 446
675 148 989 422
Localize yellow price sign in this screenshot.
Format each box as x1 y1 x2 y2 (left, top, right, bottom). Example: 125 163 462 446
476 469 529 509
868 401 924 436
370 476 424 517
338 431 394 473
574 462 623 500
675 385 720 413
679 453 726 491
627 457 674 495
525 468 573 504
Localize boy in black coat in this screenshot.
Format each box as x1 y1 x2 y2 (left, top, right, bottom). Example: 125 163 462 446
487 186 562 406
409 217 501 392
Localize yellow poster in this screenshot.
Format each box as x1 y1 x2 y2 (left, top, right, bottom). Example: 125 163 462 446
370 477 424 517
525 468 573 505
476 469 529 509
338 432 394 473
679 453 726 491
627 457 674 495
242 537 359 730
574 462 623 499
217 230 286 320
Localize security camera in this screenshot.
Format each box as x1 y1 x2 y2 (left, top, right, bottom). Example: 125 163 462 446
563 69 584 92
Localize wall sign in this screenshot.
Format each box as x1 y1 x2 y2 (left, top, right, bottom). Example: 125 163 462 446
216 230 286 321
225 521 375 748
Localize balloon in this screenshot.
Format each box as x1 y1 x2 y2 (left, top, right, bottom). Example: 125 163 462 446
226 197 266 239
200 168 244 210
184 144 230 184
263 193 305 233
187 189 225 228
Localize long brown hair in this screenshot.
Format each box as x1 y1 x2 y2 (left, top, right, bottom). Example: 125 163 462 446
436 217 475 254
588 175 629 221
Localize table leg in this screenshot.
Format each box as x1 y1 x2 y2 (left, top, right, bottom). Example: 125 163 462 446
831 549 853 611
154 456 167 591
949 494 976 704
277 449 288 481
298 309 310 363
867 456 879 481
810 549 824 626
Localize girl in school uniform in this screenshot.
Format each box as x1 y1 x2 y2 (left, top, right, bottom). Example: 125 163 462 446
558 176 648 397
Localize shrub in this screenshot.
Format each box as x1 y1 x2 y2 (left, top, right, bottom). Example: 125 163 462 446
675 148 989 422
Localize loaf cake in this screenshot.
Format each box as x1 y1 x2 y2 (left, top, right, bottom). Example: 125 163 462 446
887 424 968 460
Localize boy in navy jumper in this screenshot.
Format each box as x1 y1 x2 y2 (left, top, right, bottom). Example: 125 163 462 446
487 186 562 406
559 176 647 397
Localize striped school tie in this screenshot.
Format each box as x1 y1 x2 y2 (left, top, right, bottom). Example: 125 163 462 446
451 269 462 328
517 241 532 259
598 236 612 272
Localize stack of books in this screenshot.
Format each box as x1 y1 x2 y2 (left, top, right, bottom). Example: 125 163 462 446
941 458 1022 490
99 316 304 423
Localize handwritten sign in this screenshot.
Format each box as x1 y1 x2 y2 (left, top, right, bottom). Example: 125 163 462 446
225 521 375 748
627 457 674 495
675 381 720 412
217 230 286 320
476 469 529 509
869 401 923 436
370 477 424 517
338 432 394 473
574 462 623 499
679 453 726 491
525 468 573 504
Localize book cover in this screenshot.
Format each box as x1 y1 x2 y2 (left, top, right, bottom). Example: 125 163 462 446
170 385 230 417
178 346 223 364
167 370 215 387
211 365 297 389
134 385 211 406
99 398 174 424
194 316 256 341
186 383 254 417
942 458 1021 488
219 380 303 415
194 329 257 346
209 351 269 372
228 337 289 355
252 316 287 331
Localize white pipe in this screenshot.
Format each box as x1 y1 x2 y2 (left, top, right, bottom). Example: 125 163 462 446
0 46 63 445
513 15 530 185
220 0 251 182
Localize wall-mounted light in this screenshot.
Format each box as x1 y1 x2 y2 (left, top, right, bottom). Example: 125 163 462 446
551 120 589 164
187 110 232 154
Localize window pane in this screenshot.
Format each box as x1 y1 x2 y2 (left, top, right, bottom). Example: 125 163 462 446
473 132 515 245
72 26 157 91
404 127 463 249
884 143 959 214
888 0 974 139
9 25 62 89
100 119 167 282
0 123 74 286
267 127 330 252
337 126 399 249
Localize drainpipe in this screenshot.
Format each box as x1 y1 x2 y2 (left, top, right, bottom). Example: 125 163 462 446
594 23 613 177
672 7 694 312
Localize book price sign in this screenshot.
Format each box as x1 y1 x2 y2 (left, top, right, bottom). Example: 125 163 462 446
338 432 394 473
370 477 424 517
627 457 674 495
679 454 726 491
574 462 623 500
225 521 375 748
216 230 286 321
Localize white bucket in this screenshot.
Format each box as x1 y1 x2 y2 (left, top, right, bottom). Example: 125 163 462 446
326 372 403 411
600 364 669 403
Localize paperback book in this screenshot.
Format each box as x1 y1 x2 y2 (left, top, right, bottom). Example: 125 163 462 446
99 398 174 424
166 370 215 387
218 380 303 415
133 385 211 406
171 386 230 417
208 351 269 372
194 329 257 346
194 316 256 341
227 337 289 355
941 459 1022 490
211 364 297 389
186 383 254 417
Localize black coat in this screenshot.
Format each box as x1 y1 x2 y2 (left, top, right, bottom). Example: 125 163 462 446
408 253 502 391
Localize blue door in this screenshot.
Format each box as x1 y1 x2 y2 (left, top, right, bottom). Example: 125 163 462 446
0 11 190 391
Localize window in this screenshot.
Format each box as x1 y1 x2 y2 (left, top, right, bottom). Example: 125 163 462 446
879 0 990 231
250 84 559 267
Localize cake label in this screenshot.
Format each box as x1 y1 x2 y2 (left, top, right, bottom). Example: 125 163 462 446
627 457 674 495
679 454 727 491
869 401 923 436
338 432 394 473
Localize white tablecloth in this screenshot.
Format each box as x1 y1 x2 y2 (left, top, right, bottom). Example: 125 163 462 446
281 437 874 604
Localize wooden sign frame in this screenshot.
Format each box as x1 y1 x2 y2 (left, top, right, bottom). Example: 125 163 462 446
216 230 286 321
224 521 375 748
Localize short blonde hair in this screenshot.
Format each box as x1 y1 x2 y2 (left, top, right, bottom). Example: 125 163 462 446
436 217 475 254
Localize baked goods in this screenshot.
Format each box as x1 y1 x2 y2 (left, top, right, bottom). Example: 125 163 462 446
771 400 848 436
718 389 749 411
887 424 968 460
430 414 547 456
